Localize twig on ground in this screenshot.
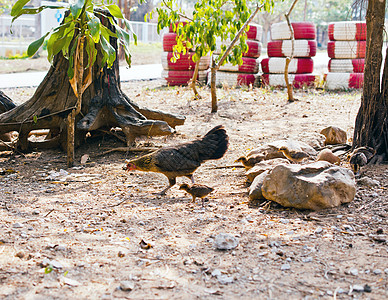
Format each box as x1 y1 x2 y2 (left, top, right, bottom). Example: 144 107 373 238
44 209 55 218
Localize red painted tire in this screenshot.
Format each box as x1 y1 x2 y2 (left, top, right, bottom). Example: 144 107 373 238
162 33 192 52
262 74 317 89
216 56 259 73
328 59 365 73
246 23 263 41
214 71 259 87
161 70 208 86
215 39 262 58
267 40 317 57
261 57 313 74
325 72 364 89
271 21 316 40
161 52 210 71
327 41 366 59
328 21 366 41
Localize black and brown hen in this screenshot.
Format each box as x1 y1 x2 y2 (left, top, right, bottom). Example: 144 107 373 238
126 125 229 195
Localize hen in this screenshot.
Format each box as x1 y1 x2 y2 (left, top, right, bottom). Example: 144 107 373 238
126 125 229 195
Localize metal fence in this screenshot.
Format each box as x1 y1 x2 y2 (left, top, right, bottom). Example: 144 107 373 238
0 14 164 57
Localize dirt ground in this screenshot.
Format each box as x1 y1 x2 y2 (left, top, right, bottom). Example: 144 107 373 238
0 80 387 299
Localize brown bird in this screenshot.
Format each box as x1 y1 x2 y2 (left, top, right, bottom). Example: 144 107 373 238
278 146 309 163
348 146 375 174
126 125 229 195
235 156 257 169
179 183 214 204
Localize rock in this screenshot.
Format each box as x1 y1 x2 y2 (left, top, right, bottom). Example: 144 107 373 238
50 260 63 269
320 126 347 145
12 222 23 228
373 269 382 275
316 149 340 164
217 274 234 285
214 233 239 250
349 267 358 276
352 284 364 292
315 227 323 234
261 161 356 210
211 269 222 277
280 263 291 271
248 170 270 200
15 251 24 259
120 280 135 291
246 158 289 182
248 139 317 161
295 132 326 149
357 177 380 187
62 277 80 287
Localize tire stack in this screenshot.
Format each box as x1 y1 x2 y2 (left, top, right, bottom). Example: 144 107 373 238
161 25 210 86
325 21 366 90
213 24 263 87
261 21 317 88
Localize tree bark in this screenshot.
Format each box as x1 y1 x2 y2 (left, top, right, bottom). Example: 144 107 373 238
353 0 388 162
0 10 185 153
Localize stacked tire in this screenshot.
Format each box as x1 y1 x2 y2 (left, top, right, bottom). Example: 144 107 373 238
325 21 366 90
161 25 210 86
261 22 317 88
213 24 263 87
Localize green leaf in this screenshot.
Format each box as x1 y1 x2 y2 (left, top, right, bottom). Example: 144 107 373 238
99 36 116 68
85 35 97 69
11 0 30 17
106 4 124 19
27 32 50 57
33 115 38 124
87 16 101 43
70 0 85 19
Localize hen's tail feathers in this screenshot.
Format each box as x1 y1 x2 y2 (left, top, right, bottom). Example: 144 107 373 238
198 125 229 161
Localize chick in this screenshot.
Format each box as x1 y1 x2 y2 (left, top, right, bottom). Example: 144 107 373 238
179 183 214 205
348 146 375 175
235 155 263 169
349 152 367 174
278 146 309 163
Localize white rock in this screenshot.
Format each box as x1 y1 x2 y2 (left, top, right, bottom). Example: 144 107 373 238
373 269 382 275
214 233 239 250
349 267 358 276
120 280 135 291
12 222 23 228
352 284 364 292
211 269 222 277
217 274 234 285
280 263 291 271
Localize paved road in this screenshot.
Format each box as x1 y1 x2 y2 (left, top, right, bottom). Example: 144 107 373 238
0 64 163 89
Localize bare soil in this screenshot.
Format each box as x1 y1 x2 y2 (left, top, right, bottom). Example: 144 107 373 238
0 81 387 299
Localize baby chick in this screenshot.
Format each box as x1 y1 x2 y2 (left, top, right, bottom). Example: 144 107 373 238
235 156 263 169
179 183 214 205
278 146 309 163
348 146 375 175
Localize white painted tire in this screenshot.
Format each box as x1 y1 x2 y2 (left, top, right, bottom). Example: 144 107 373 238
267 40 317 57
262 74 317 88
328 59 365 73
161 52 210 71
327 41 366 59
161 70 208 86
215 56 259 73
261 57 313 74
328 21 366 41
325 72 364 90
246 23 263 41
212 71 260 87
271 22 316 40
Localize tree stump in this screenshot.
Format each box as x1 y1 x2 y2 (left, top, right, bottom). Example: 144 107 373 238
0 10 185 152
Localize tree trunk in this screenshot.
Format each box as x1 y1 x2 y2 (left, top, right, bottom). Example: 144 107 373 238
353 0 388 162
0 10 185 153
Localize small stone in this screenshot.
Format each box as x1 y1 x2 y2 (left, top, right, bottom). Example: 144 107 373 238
280 219 289 224
280 263 290 271
302 257 313 263
62 277 80 287
315 227 323 234
32 210 40 215
12 222 23 228
211 269 222 277
376 228 383 234
336 215 343 219
373 269 382 275
120 280 135 291
349 267 358 276
54 245 66 251
352 284 364 292
347 217 354 222
15 251 24 259
214 233 239 250
364 284 372 293
50 260 63 269
217 274 234 285
384 268 388 274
